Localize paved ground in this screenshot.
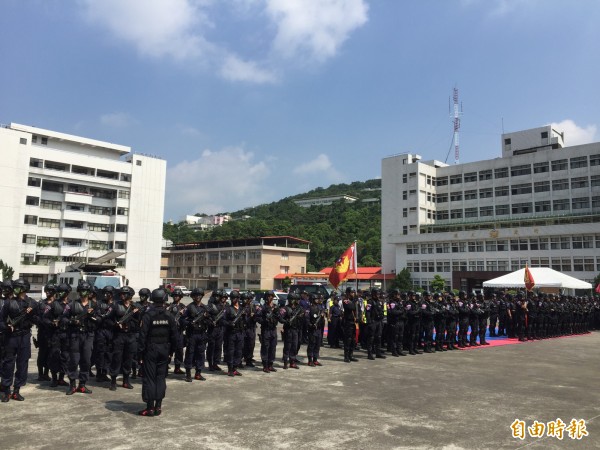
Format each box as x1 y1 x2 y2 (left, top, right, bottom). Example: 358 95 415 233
2 332 599 450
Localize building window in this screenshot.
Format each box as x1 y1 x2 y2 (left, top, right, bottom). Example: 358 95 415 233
250 265 260 274
571 177 588 189
465 207 478 218
511 183 532 195
22 234 36 244
450 192 462 202
551 159 568 171
64 221 84 229
29 158 43 168
572 197 590 210
25 196 39 206
593 196 600 209
511 164 531 177
553 199 569 211
117 207 129 216
533 162 549 173
37 237 59 247
494 167 508 179
118 190 130 199
437 194 448 203
436 177 448 186
402 174 407 183
436 210 448 220
41 137 48 145
24 215 38 225
450 209 463 219
590 154 600 166
464 172 477 183
281 252 289 260
479 170 492 181
534 181 550 193
480 206 493 217
511 203 532 214
570 156 588 169
41 180 63 193
45 160 68 171
552 179 569 191
280 266 289 274
450 175 462 185
402 191 407 200
495 205 509 215
464 190 477 200
535 201 551 212
28 177 41 187
591 175 600 187
495 186 509 197
402 208 407 218
479 188 493 199
63 239 83 247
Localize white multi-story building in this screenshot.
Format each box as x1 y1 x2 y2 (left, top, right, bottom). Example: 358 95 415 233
382 125 600 292
293 195 358 207
0 123 166 292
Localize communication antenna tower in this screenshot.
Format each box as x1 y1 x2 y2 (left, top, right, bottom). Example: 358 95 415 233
451 87 462 164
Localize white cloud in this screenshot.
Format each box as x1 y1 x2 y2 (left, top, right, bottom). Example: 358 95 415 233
461 0 539 17
220 55 278 84
265 0 369 62
292 153 343 182
550 119 598 146
81 0 213 60
80 0 368 82
165 146 271 218
100 112 136 128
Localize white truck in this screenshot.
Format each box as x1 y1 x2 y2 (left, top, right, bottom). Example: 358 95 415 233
55 264 126 300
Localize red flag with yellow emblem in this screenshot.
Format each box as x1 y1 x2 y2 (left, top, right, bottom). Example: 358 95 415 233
328 243 357 289
524 265 535 292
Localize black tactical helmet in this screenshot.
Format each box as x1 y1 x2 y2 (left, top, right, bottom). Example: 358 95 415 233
229 290 240 299
102 285 115 296
1 280 13 296
77 281 92 294
139 288 151 299
56 283 70 297
120 286 135 299
190 287 205 297
13 278 30 294
150 288 168 304
44 283 56 294
240 292 250 301
459 291 467 298
171 288 184 297
422 291 431 297
390 289 400 296
265 290 275 297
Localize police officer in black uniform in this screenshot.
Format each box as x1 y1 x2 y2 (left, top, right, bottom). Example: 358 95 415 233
259 291 279 373
365 289 386 360
0 279 39 402
223 290 244 377
445 295 458 350
433 293 447 352
405 291 421 355
137 288 178 417
341 287 359 363
182 288 209 382
107 286 140 391
457 291 470 348
280 293 302 369
386 289 405 356
166 288 186 375
94 286 115 382
62 281 98 395
420 291 435 353
306 294 325 367
241 292 259 368
206 290 227 372
488 294 499 337
36 283 56 382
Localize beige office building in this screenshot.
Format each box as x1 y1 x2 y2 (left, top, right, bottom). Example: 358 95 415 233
162 236 310 290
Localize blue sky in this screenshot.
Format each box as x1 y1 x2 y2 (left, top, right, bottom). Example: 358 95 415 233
2 0 599 221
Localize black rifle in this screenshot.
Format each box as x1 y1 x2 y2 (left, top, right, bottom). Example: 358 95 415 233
117 305 139 326
71 305 95 324
289 307 304 327
211 307 226 327
231 307 245 328
7 309 32 328
191 309 209 327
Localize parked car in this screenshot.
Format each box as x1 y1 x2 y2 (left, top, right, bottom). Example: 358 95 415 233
171 285 191 296
289 283 332 298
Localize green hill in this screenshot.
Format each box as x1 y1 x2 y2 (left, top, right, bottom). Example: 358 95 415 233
163 179 382 271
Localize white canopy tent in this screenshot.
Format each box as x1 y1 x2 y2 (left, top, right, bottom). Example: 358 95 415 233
483 267 592 290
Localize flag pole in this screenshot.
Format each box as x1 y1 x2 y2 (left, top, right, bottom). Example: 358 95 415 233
354 240 358 292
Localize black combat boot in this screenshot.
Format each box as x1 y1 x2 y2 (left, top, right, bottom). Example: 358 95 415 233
1 388 9 403
122 375 134 389
11 389 24 401
50 372 59 387
185 369 192 382
283 360 289 370
344 351 350 363
367 352 375 360
173 365 184 375
78 383 92 394
109 375 117 391
154 400 162 416
262 362 270 373
194 371 206 381
66 379 77 396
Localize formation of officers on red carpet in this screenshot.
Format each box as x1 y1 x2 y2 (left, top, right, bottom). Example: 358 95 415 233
1 278 599 416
